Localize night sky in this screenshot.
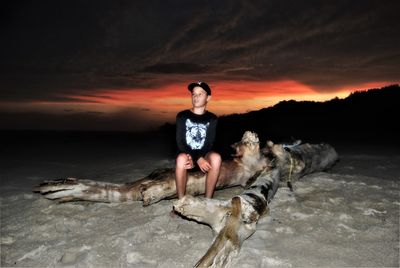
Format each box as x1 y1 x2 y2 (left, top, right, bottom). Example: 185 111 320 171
1 0 399 131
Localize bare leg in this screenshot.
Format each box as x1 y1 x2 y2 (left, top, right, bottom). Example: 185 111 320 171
175 153 190 199
204 152 222 198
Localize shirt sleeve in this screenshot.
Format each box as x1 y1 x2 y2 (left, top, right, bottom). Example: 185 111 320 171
176 112 189 153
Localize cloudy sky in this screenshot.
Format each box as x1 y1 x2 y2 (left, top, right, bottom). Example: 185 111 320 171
1 0 399 131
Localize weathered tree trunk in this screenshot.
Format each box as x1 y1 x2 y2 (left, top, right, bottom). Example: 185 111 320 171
35 132 338 266
36 131 268 206
173 140 338 267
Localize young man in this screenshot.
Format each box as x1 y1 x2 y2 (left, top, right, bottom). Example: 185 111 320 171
175 81 221 199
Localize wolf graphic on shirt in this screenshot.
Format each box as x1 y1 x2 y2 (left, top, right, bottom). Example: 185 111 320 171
185 119 209 150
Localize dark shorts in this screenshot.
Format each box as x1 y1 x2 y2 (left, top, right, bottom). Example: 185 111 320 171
188 163 201 172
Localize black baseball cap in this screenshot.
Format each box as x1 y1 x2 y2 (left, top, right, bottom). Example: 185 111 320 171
188 81 211 95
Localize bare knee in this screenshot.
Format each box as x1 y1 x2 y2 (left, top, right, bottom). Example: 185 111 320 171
176 153 189 169
207 152 222 168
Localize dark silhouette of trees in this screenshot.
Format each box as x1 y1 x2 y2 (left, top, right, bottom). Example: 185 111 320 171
214 84 399 158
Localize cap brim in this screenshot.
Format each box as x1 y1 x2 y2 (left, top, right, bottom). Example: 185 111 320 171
188 82 211 95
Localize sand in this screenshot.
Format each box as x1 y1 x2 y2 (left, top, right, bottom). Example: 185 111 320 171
1 142 399 267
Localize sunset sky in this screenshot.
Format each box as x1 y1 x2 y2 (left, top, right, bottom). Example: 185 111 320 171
1 0 399 131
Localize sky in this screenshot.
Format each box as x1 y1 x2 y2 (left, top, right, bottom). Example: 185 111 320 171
1 0 399 131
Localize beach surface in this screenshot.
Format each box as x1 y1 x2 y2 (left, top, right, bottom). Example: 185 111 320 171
1 139 399 267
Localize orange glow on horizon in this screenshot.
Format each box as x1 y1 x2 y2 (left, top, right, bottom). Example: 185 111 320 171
2 80 394 129
62 80 393 119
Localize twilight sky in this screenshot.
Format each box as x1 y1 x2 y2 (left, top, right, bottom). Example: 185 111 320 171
1 0 399 131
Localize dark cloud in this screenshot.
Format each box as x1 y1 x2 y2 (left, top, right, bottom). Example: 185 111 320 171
0 0 399 101
140 63 213 74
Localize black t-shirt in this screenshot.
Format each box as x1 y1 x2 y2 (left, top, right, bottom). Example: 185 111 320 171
176 109 218 162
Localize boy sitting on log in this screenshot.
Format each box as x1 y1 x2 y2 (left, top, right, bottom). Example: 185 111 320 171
175 81 221 199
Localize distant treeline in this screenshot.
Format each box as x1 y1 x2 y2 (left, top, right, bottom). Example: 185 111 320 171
160 84 399 157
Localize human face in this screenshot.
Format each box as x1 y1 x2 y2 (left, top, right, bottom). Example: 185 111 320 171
191 86 210 108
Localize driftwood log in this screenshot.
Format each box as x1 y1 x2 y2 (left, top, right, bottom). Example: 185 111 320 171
173 140 338 267
36 131 268 206
35 131 338 267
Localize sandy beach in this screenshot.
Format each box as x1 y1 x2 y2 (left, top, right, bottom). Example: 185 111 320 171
1 139 399 267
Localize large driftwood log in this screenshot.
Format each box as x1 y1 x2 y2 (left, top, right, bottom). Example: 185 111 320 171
35 131 268 206
173 140 338 267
